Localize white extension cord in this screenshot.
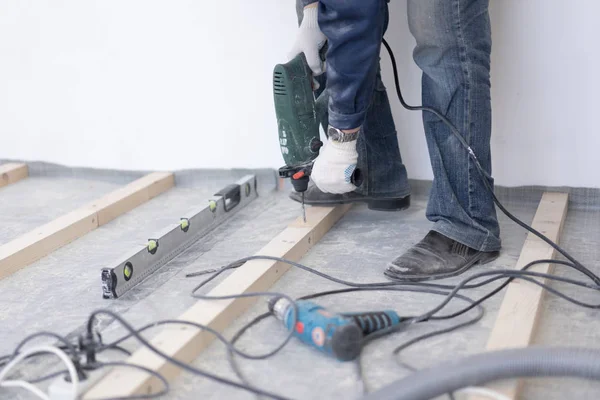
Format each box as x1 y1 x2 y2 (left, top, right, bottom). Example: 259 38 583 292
0 345 79 400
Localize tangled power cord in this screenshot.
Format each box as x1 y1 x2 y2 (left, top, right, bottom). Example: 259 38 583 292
1 38 599 400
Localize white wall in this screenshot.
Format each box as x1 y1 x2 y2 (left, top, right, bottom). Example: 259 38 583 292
0 0 296 171
383 0 600 188
1 1 599 188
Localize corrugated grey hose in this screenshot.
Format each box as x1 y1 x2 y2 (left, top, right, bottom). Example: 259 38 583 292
362 347 600 400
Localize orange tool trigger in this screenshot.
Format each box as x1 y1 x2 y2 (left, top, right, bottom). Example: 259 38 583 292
293 171 305 180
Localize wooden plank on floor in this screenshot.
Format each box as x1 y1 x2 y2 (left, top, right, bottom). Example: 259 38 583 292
0 163 28 188
0 172 174 280
83 204 352 399
471 192 569 400
0 210 98 279
89 172 174 226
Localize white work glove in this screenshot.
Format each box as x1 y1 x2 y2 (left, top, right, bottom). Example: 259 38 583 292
288 4 327 76
311 137 359 194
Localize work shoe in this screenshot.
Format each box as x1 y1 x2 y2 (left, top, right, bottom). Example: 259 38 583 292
289 183 410 211
385 230 500 281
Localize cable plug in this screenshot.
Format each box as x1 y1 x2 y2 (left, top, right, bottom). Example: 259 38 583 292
65 357 88 382
78 331 102 371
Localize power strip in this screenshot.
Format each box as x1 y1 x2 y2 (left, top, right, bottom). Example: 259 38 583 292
48 369 105 400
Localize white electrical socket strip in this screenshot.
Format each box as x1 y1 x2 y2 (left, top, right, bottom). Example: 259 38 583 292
48 369 104 400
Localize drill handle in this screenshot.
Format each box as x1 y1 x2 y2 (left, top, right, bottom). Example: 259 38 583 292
341 310 401 336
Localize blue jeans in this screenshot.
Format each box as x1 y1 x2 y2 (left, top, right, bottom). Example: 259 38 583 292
297 0 501 252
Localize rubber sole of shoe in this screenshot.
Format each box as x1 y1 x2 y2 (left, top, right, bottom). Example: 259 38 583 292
368 196 411 211
293 195 411 212
384 250 501 283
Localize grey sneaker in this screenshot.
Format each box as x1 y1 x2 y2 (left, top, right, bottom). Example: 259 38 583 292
385 231 500 281
289 183 410 211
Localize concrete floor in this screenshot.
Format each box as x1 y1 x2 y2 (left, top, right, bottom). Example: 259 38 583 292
1 164 599 400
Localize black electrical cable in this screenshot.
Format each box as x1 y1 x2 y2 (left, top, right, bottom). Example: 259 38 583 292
154 36 600 399
11 332 78 359
4 34 599 400
105 345 132 356
367 260 591 326
0 329 138 385
98 33 600 397
188 255 600 326
5 257 597 400
221 287 482 400
380 37 600 287
0 332 86 387
196 256 600 354
16 345 132 385
221 286 484 400
85 310 292 400
101 316 288 363
357 259 584 299
190 255 401 289
95 325 179 360
28 369 69 384
0 269 593 399
413 268 600 324
423 260 581 320
421 259 593 321
98 321 177 352
84 361 170 400
0 331 79 369
183 253 600 400
2 259 595 400
92 292 299 363
85 309 287 400
178 252 600 399
188 288 300 361
303 287 483 400
225 313 274 400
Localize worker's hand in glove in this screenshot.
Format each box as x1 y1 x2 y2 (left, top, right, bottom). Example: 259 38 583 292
311 136 359 194
289 3 326 76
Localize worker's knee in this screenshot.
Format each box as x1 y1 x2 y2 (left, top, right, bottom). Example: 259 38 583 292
407 0 491 77
407 0 456 57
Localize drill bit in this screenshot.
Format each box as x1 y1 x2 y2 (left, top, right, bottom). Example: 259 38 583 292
302 192 306 223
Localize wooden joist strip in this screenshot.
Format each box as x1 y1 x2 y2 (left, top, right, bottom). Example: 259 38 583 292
0 210 99 279
89 172 174 226
0 163 28 188
83 204 352 399
0 172 174 280
472 192 569 400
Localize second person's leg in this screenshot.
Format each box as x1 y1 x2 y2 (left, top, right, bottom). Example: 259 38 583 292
387 0 501 281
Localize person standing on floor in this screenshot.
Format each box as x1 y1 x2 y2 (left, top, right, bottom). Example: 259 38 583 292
288 0 501 281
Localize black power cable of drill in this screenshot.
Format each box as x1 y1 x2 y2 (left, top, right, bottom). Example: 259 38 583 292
183 253 600 399
3 37 600 400
380 37 600 286
224 286 485 400
70 39 600 400
118 39 600 400
4 260 600 400
3 259 599 400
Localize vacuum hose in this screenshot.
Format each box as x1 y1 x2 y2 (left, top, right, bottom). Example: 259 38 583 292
361 347 600 400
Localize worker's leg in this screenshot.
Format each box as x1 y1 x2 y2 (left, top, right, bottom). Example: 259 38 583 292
386 0 500 280
360 63 411 199
292 0 410 206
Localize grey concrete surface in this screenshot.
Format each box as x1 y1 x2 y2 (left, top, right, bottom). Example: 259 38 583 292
161 192 535 400
0 176 122 246
1 168 599 400
0 170 277 354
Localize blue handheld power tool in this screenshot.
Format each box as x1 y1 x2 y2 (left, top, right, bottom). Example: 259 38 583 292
268 297 402 361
